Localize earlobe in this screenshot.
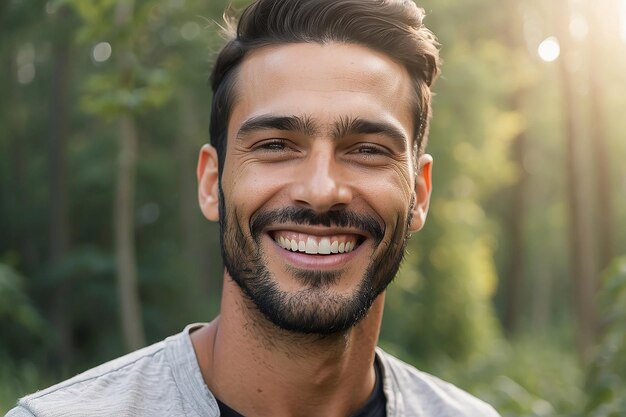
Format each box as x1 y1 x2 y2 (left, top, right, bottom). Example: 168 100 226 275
409 154 433 233
197 144 220 222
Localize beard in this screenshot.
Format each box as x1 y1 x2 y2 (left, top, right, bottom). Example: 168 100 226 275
218 185 413 335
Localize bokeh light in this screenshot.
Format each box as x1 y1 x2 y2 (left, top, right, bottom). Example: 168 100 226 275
180 21 200 40
92 42 112 63
538 36 560 62
569 14 588 41
45 1 56 14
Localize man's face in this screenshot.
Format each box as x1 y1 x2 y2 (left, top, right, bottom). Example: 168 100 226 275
200 42 432 334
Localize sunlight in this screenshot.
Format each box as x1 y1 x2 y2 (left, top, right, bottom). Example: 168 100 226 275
621 0 626 41
538 36 560 62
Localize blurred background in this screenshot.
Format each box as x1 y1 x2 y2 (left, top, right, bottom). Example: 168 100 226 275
1 0 625 415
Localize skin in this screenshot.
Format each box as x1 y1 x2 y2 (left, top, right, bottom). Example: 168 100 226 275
194 42 433 417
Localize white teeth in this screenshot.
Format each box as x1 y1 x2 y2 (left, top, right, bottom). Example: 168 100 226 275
318 238 331 254
305 237 317 254
275 235 357 254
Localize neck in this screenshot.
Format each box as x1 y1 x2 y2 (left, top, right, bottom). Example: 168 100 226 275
191 274 385 417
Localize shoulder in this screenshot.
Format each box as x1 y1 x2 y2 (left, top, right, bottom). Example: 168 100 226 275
4 408 34 417
9 340 170 417
6 325 219 417
376 348 501 417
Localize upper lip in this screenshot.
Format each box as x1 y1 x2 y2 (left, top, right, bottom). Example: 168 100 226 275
263 224 370 239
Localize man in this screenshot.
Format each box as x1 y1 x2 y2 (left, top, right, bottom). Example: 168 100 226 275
8 0 500 416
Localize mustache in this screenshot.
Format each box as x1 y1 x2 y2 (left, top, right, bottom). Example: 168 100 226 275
250 207 385 243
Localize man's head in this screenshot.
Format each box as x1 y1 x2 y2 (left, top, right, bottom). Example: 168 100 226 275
198 0 440 335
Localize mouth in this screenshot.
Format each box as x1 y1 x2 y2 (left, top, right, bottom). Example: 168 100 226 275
270 230 363 255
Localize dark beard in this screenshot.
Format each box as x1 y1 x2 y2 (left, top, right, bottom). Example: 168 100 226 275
218 184 413 335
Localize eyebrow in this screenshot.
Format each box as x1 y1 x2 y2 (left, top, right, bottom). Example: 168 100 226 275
236 113 408 146
332 116 408 144
236 114 319 139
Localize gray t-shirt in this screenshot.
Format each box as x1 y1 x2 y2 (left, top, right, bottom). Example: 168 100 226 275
6 324 500 417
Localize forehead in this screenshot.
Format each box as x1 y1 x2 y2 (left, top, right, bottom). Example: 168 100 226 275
228 42 414 139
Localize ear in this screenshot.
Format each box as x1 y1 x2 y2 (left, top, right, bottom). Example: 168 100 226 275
409 154 433 233
197 144 220 222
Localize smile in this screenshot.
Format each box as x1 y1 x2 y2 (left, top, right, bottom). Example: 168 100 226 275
272 231 360 255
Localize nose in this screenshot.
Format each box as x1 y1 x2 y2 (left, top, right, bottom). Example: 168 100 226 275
289 147 353 213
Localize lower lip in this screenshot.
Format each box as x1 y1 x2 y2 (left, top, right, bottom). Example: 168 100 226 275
265 234 363 269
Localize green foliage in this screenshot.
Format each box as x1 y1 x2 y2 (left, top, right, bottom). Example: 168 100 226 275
0 263 47 348
0 363 57 414
0 0 221 377
0 263 58 413
56 0 118 31
64 0 178 117
430 334 584 417
81 67 172 116
584 257 626 416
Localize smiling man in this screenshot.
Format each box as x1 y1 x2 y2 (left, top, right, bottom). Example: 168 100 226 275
7 1 500 416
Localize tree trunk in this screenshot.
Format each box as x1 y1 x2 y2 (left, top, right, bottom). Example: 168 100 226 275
115 113 145 351
504 119 527 335
114 0 144 351
556 0 598 362
48 5 73 363
587 0 614 271
501 2 529 335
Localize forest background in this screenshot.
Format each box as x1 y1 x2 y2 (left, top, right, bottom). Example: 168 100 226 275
1 0 625 415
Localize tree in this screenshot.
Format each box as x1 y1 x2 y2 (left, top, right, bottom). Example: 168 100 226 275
555 0 598 362
112 0 145 352
586 0 615 271
66 0 174 351
47 5 75 362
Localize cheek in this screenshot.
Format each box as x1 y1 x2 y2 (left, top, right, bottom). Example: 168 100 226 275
222 162 288 215
391 163 416 201
361 171 413 211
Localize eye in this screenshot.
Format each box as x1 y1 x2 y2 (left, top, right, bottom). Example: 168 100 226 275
250 138 301 162
344 142 397 167
254 139 290 152
350 143 390 157
355 145 385 154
